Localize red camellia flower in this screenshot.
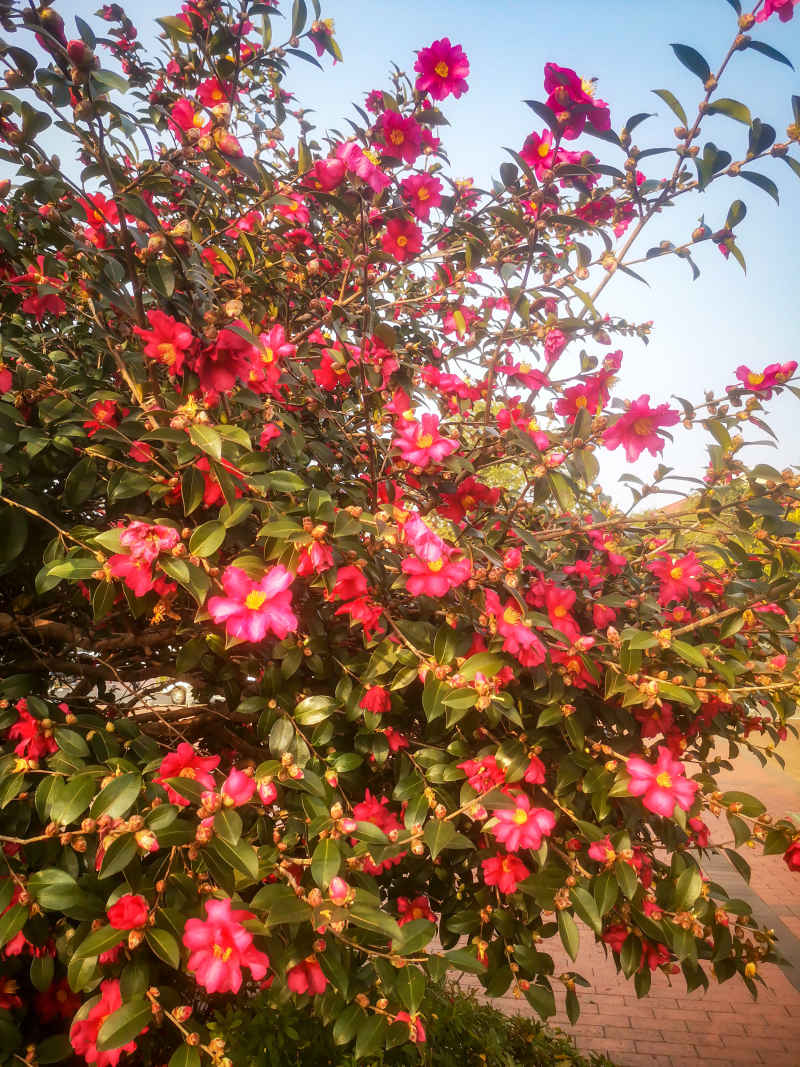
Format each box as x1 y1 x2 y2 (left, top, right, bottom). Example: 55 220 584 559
395 1011 427 1043
784 840 800 871
83 400 119 438
183 898 269 994
602 922 629 953
482 853 530 894
155 742 220 807
134 310 194 375
647 551 703 606
359 686 391 714
8 699 58 760
602 394 680 463
107 893 148 930
286 957 328 995
70 978 147 1066
587 835 616 864
484 590 546 668
397 895 435 924
381 217 423 262
414 38 470 100
35 979 80 1023
626 746 698 817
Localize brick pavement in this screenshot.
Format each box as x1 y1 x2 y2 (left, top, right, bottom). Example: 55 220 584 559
470 734 800 1066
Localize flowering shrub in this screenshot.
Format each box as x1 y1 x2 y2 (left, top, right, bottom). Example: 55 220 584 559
0 1 799 1065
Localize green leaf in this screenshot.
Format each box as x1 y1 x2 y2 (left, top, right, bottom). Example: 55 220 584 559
145 928 180 969
168 1049 201 1067
594 871 619 916
250 883 310 926
36 1035 73 1064
726 848 751 884
522 981 556 1020
349 903 402 942
707 98 751 125
391 919 436 956
311 839 341 888
652 88 687 126
52 727 89 758
214 808 242 846
395 965 426 1013
423 819 456 859
745 40 794 71
0 508 27 562
188 520 226 558
333 1004 364 1047
558 909 580 961
0 904 27 950
208 837 259 881
93 69 129 93
28 869 101 920
50 773 98 825
720 791 766 817
738 170 779 205
671 639 708 670
99 835 138 880
671 43 711 83
182 467 205 515
291 0 308 36
97 997 151 1052
673 866 702 909
265 470 307 493
459 653 506 681
75 925 127 959
91 773 141 820
570 886 602 935
189 424 223 460
355 1016 388 1060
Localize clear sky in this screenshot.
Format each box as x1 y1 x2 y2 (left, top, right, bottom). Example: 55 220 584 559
54 2 800 499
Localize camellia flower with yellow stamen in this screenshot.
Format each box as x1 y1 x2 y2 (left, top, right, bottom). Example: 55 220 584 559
413 38 470 100
626 746 698 817
183 898 269 994
208 565 297 643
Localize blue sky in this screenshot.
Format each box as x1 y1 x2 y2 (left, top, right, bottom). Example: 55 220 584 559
55 3 800 497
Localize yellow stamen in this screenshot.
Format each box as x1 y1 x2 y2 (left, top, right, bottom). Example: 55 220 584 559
245 590 268 610
655 772 672 788
434 60 449 78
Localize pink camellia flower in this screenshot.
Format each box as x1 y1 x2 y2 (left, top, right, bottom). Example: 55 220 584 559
286 957 328 995
688 817 710 848
120 522 180 564
396 1011 427 1043
401 172 443 220
335 141 391 194
544 62 610 139
133 310 194 375
257 779 278 805
208 565 297 643
155 742 220 807
196 76 233 107
221 768 256 807
482 853 530 894
520 129 555 178
397 895 436 925
359 686 391 715
602 395 680 463
248 323 296 397
183 898 269 994
544 585 581 643
106 893 148 930
647 551 703 606
587 835 615 864
0 365 11 393
308 156 346 191
70 979 146 1066
484 590 546 668
169 97 210 135
393 413 458 467
783 840 800 871
756 0 798 22
381 217 423 262
414 38 470 100
402 532 471 597
544 327 567 362
733 360 797 398
626 746 698 817
490 794 556 852
377 110 422 164
523 754 546 785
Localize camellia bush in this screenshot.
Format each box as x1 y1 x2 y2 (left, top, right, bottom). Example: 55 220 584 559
1 0 800 1063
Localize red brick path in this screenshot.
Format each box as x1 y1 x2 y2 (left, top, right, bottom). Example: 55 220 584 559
472 737 800 1066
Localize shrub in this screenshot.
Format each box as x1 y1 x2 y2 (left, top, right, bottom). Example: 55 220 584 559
211 983 618 1066
0 1 799 1065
